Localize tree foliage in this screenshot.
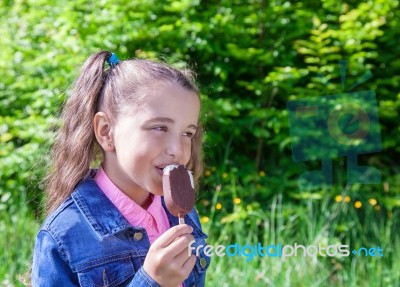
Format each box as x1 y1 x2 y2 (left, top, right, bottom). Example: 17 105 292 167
0 0 399 215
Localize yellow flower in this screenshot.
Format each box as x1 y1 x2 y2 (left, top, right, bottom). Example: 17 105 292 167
233 197 241 205
201 216 209 223
335 195 343 202
344 196 351 203
374 205 381 211
368 198 377 206
204 170 211 177
354 201 362 209
258 171 266 177
216 203 222 210
222 172 228 179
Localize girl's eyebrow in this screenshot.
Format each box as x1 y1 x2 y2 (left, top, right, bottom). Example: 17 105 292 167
145 117 198 130
146 117 174 124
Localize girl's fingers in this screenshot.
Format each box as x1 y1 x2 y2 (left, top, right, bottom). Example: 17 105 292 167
181 254 197 276
165 234 195 258
173 243 195 263
153 224 193 249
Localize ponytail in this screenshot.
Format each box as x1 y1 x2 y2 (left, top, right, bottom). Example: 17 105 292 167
44 51 111 214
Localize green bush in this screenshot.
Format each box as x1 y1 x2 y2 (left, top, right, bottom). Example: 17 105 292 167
1 0 399 285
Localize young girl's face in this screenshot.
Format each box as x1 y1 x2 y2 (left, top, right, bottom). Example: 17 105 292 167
103 83 200 205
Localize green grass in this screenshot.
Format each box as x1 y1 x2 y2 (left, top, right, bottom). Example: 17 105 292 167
203 191 400 286
0 190 39 287
1 186 399 286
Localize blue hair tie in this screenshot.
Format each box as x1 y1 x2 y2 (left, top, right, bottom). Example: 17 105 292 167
107 52 120 68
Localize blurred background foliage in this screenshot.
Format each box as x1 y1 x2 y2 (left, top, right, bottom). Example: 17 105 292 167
0 0 399 286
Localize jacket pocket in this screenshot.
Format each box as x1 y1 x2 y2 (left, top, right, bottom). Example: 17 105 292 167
77 255 134 287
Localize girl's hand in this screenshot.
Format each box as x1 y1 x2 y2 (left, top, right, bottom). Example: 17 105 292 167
143 224 196 287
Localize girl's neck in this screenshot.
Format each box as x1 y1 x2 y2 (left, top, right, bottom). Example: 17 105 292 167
101 163 152 209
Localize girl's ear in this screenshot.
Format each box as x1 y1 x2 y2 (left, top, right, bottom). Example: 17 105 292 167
93 112 114 151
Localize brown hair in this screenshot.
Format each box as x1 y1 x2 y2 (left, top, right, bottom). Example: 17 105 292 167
44 51 203 214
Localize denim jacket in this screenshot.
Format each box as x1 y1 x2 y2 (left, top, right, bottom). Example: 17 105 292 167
32 179 210 287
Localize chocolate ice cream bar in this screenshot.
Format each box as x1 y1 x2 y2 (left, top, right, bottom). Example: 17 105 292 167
163 165 195 224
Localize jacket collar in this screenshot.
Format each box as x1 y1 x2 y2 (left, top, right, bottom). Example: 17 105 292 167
71 179 206 240
71 179 133 239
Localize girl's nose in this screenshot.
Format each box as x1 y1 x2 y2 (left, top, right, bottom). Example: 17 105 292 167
165 136 184 160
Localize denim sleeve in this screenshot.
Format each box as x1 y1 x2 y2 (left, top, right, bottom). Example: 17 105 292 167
32 230 162 287
127 267 161 287
32 230 79 286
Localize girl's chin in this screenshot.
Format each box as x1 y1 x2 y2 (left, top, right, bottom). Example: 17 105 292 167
152 185 164 197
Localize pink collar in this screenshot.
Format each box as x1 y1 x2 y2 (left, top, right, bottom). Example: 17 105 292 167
94 166 169 243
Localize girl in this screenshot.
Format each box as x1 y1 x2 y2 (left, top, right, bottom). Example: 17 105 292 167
31 51 210 287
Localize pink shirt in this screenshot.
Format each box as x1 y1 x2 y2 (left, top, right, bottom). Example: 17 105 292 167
94 167 170 244
95 167 186 287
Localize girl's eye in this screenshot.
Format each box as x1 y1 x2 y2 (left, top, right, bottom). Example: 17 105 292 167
183 131 194 138
152 126 168 132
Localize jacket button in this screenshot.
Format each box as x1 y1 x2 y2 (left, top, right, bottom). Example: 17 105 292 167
133 232 143 241
199 257 207 268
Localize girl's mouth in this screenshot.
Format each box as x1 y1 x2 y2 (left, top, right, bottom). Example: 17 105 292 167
156 167 164 176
